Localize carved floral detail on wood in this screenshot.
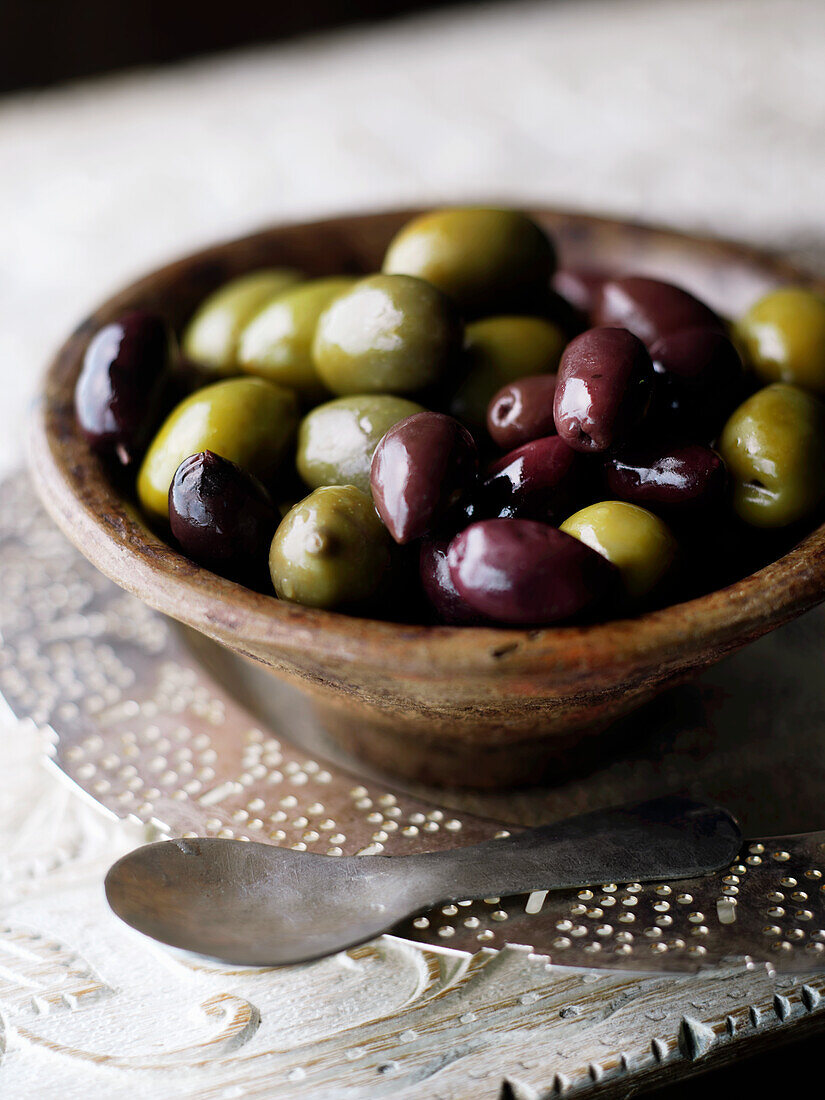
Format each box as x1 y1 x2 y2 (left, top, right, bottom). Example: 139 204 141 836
0 902 823 1098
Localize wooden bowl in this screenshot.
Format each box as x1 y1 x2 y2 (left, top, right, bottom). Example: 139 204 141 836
30 208 825 788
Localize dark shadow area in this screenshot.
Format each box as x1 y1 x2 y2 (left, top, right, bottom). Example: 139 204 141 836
639 1026 823 1100
0 0 480 93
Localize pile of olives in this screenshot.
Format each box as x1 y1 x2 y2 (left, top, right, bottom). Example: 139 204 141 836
74 207 825 626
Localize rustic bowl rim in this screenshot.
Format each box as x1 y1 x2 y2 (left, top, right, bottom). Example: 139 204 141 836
29 206 825 681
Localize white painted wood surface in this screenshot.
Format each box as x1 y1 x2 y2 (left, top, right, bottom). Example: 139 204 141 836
2 476 825 1099
1 831 824 1098
2 1 825 1095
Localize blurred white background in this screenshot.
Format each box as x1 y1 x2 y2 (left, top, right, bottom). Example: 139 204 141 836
1 0 824 475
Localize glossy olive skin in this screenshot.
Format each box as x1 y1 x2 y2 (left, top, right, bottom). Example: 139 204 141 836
553 327 654 452
419 537 482 624
75 311 172 466
594 276 725 346
551 268 608 318
447 519 616 625
382 207 556 315
371 413 478 544
733 287 825 396
450 316 566 430
297 394 425 497
269 485 391 609
137 376 299 520
169 451 277 584
604 443 728 517
466 435 581 524
312 274 461 396
649 328 745 435
560 500 677 601
182 268 303 375
236 276 354 400
486 374 557 450
718 383 825 527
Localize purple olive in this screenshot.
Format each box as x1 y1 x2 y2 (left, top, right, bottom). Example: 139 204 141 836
553 327 654 452
371 412 478 544
75 311 172 465
605 443 728 516
487 375 558 450
169 451 277 584
447 519 617 625
594 276 725 346
419 537 482 624
649 328 745 435
466 435 581 523
551 268 609 317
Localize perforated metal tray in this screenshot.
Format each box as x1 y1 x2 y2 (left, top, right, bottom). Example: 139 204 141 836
1 473 823 975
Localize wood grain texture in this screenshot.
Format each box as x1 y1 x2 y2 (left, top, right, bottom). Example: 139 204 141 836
1 880 824 1099
29 208 825 787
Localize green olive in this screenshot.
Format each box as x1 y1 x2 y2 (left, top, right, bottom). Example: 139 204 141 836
733 287 825 396
237 276 355 399
450 315 566 429
137 377 299 520
296 394 424 495
718 382 825 527
269 485 391 609
182 269 303 375
560 501 677 600
382 207 556 314
312 274 461 396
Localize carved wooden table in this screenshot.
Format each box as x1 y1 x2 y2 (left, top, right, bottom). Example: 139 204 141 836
1 474 824 1098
